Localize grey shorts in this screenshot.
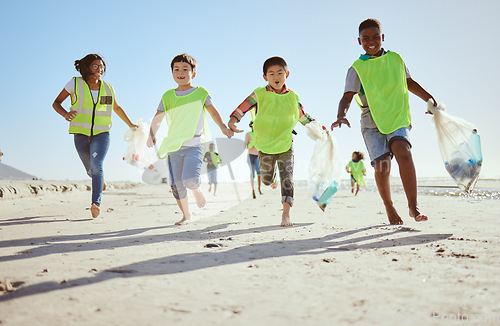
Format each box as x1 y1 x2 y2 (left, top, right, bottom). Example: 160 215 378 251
362 126 412 166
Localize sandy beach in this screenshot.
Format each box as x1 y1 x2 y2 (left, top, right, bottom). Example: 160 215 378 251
0 178 499 325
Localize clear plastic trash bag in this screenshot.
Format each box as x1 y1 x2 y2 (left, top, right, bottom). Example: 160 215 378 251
123 119 158 171
306 121 343 211
428 100 482 192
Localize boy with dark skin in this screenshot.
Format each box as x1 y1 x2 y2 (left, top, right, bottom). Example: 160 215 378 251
332 19 436 225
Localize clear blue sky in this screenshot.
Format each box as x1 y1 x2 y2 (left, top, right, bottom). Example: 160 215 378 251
0 0 498 183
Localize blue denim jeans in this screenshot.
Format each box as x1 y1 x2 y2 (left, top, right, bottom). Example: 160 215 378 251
247 154 261 179
74 132 110 206
168 146 203 200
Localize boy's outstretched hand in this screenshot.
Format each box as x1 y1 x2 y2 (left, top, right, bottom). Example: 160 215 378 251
228 118 244 133
221 126 234 139
331 117 351 130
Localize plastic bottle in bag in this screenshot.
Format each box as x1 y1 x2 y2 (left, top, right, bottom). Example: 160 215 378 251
306 121 342 211
428 101 482 192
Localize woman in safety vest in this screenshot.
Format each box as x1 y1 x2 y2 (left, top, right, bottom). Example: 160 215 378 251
52 53 137 218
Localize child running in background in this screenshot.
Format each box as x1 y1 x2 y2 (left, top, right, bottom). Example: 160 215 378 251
346 151 366 196
245 121 262 199
331 18 436 225
203 143 221 195
228 56 317 227
148 53 233 225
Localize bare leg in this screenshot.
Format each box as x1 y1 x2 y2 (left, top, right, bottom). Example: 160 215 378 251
374 158 403 225
208 184 211 192
391 140 428 222
351 181 355 193
175 196 191 225
250 178 256 198
192 187 206 208
355 184 360 196
258 175 262 194
213 184 217 196
281 202 293 227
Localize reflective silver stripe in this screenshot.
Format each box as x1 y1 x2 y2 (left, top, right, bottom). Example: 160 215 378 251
77 77 85 113
76 108 110 117
71 122 110 131
102 81 113 115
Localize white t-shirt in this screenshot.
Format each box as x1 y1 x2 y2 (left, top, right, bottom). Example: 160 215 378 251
157 87 213 147
64 79 110 105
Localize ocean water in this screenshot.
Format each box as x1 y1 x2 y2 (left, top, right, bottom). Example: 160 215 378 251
296 178 500 200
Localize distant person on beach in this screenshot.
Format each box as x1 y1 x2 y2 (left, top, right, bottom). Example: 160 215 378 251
147 53 233 225
203 143 221 195
228 56 317 227
0 150 3 162
331 18 437 224
52 54 137 218
245 121 262 199
346 151 366 196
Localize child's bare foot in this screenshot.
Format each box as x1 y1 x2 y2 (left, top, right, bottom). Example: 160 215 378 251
252 190 256 199
90 204 100 218
410 207 428 222
192 189 206 208
281 215 293 227
271 180 279 189
175 216 191 225
258 187 262 195
386 206 403 225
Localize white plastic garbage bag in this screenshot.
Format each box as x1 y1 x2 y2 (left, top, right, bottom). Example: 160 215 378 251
123 119 158 171
306 121 343 211
428 100 482 192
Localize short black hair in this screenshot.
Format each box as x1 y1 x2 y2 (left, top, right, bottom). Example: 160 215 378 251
359 18 382 35
263 56 287 75
74 54 105 79
171 53 198 71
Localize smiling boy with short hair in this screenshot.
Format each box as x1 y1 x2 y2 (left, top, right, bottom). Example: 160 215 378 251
228 56 316 227
331 18 437 225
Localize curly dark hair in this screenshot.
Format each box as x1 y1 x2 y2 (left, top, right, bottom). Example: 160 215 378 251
74 54 106 79
353 151 364 160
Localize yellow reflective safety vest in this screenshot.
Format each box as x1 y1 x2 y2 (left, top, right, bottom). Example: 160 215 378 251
348 160 366 187
69 77 114 136
252 87 299 154
246 131 256 150
157 87 208 159
351 51 410 134
208 151 221 167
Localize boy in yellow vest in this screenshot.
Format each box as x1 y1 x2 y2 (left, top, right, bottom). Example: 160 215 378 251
148 53 233 225
203 143 221 195
331 18 436 225
228 56 316 227
346 151 366 196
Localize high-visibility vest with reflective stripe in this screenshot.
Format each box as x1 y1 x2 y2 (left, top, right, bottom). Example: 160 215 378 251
252 87 299 154
351 51 410 134
69 77 114 136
